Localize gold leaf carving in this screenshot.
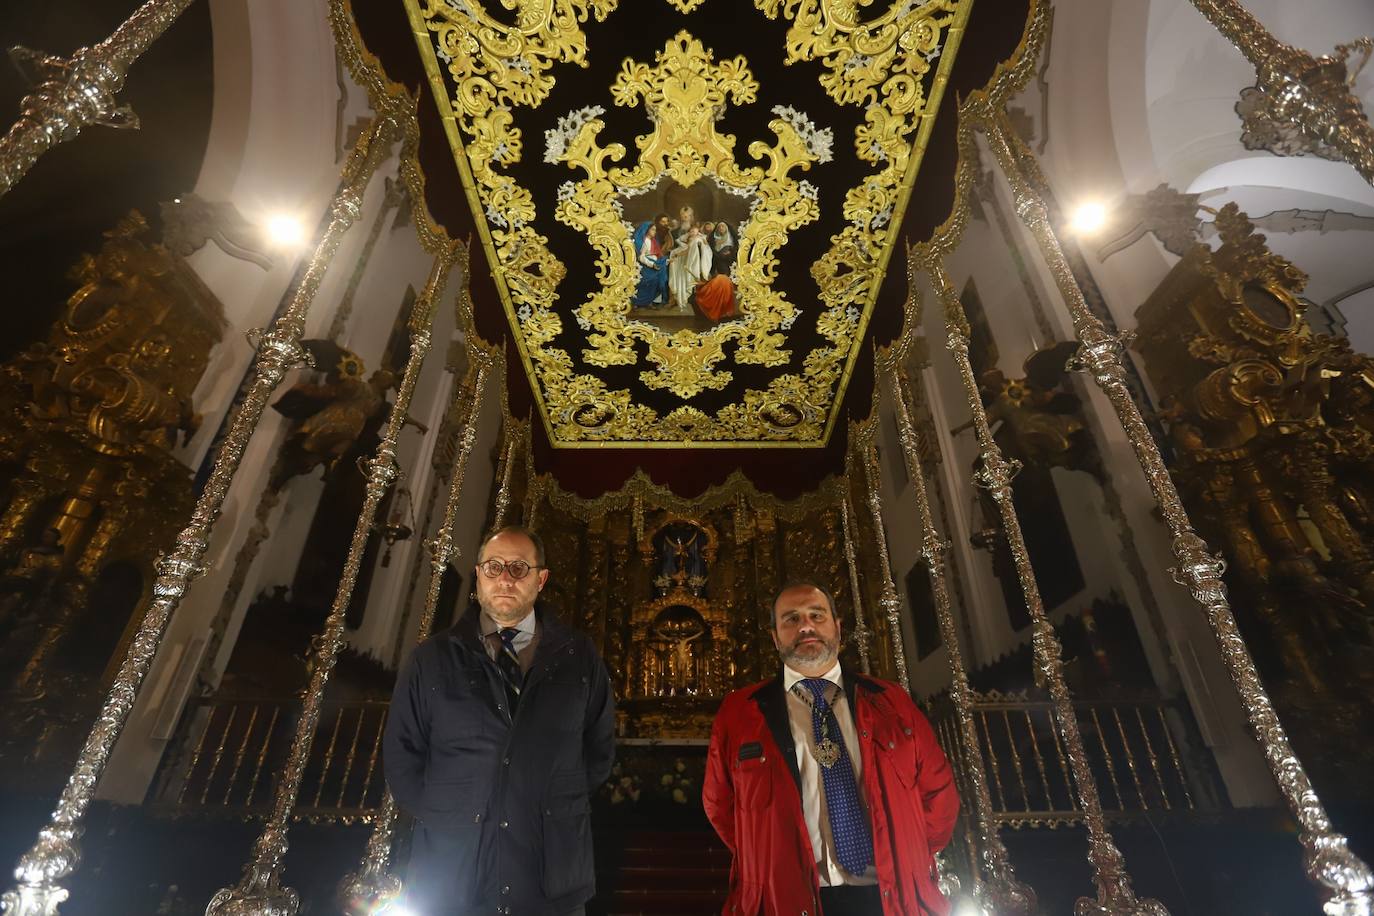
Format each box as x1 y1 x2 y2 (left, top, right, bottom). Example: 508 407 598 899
607 33 761 190
551 31 826 404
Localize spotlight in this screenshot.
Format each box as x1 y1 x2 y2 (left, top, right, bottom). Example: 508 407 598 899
953 899 988 916
266 214 306 248
1068 200 1108 235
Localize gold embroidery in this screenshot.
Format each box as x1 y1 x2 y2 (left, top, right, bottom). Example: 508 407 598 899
404 0 972 445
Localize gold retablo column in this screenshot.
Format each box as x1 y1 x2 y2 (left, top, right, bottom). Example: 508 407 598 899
919 251 1167 916
838 496 874 675
206 240 461 914
338 352 491 914
0 0 197 198
1190 0 1373 186
981 109 1374 916
860 446 910 691
0 115 398 916
890 366 1037 915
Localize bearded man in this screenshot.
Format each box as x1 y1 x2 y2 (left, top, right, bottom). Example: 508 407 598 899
703 581 959 916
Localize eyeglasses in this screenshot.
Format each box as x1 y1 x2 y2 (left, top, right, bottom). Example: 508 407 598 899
478 558 543 580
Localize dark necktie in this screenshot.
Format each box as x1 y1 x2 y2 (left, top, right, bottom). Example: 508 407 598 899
798 677 873 877
496 627 523 713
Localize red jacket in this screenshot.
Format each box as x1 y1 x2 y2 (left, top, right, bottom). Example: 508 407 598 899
703 672 959 916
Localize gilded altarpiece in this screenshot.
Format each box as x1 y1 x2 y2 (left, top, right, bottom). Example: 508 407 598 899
0 213 223 787
1133 205 1374 797
523 481 892 740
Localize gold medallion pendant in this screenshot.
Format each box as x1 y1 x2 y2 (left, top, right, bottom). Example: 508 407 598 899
815 737 841 769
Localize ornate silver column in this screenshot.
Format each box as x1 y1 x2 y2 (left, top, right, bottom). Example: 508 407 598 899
838 497 873 675
205 242 465 915
0 0 197 198
0 115 399 916
1190 0 1373 186
492 434 518 529
524 476 543 530
889 366 1038 915
337 356 491 915
859 447 910 691
326 177 410 342
916 249 1167 916
981 109 1374 916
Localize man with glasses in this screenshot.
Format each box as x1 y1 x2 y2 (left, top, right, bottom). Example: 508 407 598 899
384 525 616 915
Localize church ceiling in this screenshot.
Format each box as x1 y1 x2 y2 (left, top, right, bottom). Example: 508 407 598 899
345 0 1032 491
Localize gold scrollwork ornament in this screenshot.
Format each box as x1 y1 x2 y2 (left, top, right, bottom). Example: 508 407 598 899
551 32 826 399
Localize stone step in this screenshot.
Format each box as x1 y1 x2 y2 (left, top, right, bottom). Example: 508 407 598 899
593 828 731 915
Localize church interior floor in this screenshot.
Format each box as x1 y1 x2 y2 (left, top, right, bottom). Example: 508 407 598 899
2 790 1368 914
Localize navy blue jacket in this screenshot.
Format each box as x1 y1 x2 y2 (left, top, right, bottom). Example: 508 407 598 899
384 607 616 915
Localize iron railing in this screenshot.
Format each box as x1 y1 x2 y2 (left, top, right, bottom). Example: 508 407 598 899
153 696 389 823
929 690 1224 829
157 690 1221 830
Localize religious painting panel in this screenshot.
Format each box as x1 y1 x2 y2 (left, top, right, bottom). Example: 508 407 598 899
623 179 751 332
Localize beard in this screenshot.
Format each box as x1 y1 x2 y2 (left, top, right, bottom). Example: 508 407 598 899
778 634 839 670
478 588 536 625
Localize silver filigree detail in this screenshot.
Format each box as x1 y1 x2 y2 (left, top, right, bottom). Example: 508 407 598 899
544 105 606 163
980 106 1372 913
0 116 399 915
209 238 460 913
860 446 909 690
770 105 835 163
338 357 492 910
889 367 1037 915
0 0 197 198
921 245 1166 914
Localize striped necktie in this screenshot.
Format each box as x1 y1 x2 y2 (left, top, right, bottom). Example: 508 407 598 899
496 627 523 713
798 677 873 877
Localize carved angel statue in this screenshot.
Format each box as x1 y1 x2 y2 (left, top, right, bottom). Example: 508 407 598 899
268 340 426 490
955 340 1099 477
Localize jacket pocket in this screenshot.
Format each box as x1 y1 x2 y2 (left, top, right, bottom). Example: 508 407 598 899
430 676 495 746
541 792 593 900
734 755 773 810
419 779 487 828
873 720 918 789
539 670 591 733
409 818 484 911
